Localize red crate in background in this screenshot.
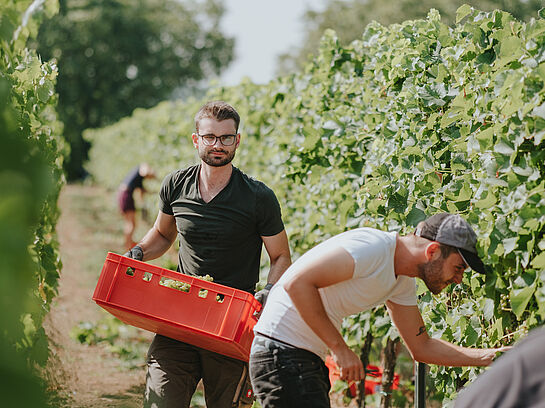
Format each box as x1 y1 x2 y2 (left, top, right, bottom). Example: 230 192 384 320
325 355 399 397
92 252 261 361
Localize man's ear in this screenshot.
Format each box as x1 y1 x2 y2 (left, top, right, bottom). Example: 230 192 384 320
424 241 441 262
191 133 199 148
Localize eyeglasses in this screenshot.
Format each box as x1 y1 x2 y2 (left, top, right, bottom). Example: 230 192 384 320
198 133 237 146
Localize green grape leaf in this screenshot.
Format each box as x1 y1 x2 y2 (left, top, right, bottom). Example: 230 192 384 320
502 237 518 254
456 4 473 24
475 192 497 209
464 323 479 346
510 285 536 319
481 298 495 321
407 207 426 226
530 251 545 269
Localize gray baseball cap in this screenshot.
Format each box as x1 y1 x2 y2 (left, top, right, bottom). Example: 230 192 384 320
415 213 486 274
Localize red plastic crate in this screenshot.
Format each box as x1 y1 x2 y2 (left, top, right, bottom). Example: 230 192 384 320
92 252 261 361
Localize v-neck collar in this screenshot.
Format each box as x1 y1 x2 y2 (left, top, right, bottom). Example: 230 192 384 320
196 164 236 204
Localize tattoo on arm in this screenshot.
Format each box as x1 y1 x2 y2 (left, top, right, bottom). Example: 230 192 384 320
416 326 426 336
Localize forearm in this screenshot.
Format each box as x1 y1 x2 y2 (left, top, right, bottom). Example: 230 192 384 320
262 230 291 286
387 302 505 368
285 278 365 381
284 279 346 353
137 226 174 261
281 247 363 380
416 337 500 367
265 253 291 285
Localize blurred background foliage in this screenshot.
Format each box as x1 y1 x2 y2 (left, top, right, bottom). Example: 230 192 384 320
28 0 545 181
31 0 235 179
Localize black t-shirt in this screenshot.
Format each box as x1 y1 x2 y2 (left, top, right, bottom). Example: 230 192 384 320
160 165 284 293
454 325 545 408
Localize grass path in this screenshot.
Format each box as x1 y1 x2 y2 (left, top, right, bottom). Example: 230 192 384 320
44 184 152 408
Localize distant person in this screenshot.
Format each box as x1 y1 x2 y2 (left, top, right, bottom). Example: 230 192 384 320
118 163 155 250
250 213 511 408
123 101 291 408
455 325 545 408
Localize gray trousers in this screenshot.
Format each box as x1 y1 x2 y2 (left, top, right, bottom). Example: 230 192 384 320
144 335 254 408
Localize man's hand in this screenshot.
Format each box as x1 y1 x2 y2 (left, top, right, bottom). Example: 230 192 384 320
124 245 144 261
332 345 365 382
482 346 512 366
254 283 273 318
255 283 274 306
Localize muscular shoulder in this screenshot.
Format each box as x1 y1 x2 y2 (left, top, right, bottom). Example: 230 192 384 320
332 228 395 271
233 167 276 198
163 165 198 187
160 165 199 206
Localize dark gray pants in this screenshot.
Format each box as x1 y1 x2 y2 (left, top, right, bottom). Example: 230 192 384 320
249 335 331 408
144 335 254 408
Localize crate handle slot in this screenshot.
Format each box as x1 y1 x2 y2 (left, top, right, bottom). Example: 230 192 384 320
216 293 225 303
143 272 152 282
198 289 208 298
126 267 135 276
159 277 191 293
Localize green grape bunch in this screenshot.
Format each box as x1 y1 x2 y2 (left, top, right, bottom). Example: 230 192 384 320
160 279 191 292
160 274 214 293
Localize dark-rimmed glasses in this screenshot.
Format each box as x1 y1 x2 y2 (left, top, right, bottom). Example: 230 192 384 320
198 133 237 146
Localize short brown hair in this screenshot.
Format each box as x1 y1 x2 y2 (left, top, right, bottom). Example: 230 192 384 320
194 101 240 133
416 221 458 259
438 243 458 259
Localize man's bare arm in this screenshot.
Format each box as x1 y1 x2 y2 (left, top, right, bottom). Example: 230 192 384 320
387 301 510 366
261 229 291 285
137 211 178 261
283 246 365 382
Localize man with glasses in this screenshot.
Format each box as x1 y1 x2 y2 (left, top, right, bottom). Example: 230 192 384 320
125 101 291 407
250 213 510 408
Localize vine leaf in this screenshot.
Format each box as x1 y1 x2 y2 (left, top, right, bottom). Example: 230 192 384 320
456 4 473 24
530 251 545 269
510 285 536 319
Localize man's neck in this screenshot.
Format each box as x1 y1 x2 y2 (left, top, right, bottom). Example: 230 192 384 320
394 234 422 278
198 162 233 203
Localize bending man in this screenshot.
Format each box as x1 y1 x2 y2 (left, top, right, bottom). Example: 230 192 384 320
250 213 509 408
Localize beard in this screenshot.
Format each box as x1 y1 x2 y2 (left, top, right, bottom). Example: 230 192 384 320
417 258 446 295
200 147 236 167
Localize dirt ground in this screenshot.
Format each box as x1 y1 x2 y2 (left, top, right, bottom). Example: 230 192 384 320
43 184 153 408
42 183 360 408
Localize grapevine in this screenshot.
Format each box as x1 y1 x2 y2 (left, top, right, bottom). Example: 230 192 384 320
1 0 65 406
85 5 545 404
